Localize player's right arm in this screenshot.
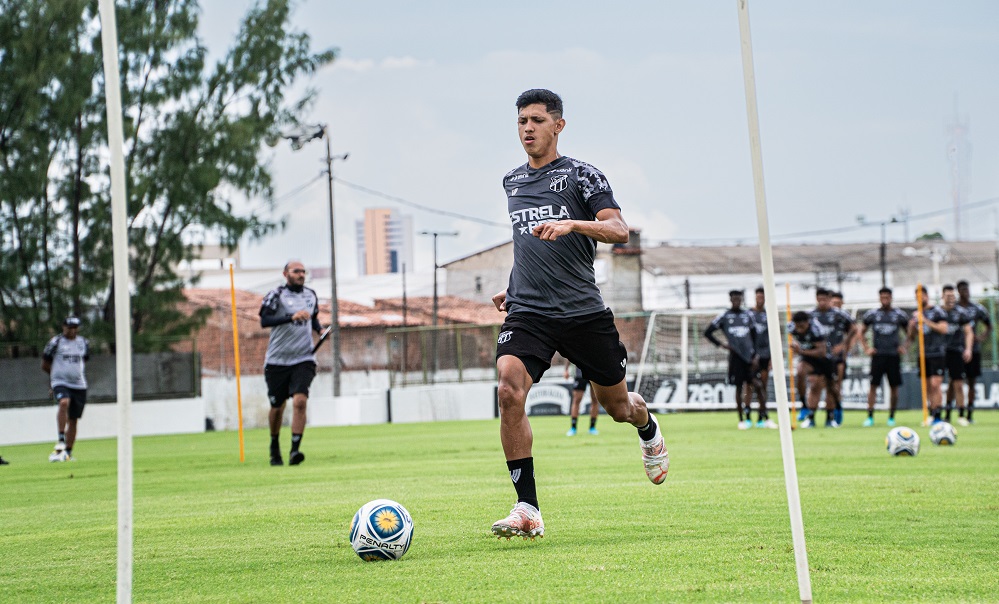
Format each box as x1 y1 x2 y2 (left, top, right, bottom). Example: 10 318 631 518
492 289 507 312
41 336 58 374
259 288 294 328
703 318 728 351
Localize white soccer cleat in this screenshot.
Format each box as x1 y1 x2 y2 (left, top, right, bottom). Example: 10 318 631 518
491 502 544 540
762 419 778 429
49 450 69 463
800 417 814 429
737 420 751 430
957 417 970 427
640 432 670 485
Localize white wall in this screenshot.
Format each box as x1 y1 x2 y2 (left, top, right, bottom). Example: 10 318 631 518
389 383 495 423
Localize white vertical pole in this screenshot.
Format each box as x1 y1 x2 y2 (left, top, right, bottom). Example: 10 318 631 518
679 314 689 404
736 2 812 602
97 1 134 602
634 311 658 396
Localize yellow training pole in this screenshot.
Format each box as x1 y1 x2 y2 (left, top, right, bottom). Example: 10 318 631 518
229 262 246 462
785 283 797 429
916 284 929 426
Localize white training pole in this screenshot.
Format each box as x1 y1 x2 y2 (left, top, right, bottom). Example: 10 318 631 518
735 2 813 602
679 314 689 404
97 1 134 601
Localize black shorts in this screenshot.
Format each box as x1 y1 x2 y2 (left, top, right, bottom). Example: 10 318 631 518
728 354 753 387
264 361 317 407
800 356 834 379
754 355 772 378
945 350 967 381
965 351 982 379
53 387 87 419
920 356 946 379
573 375 589 392
496 309 627 386
870 355 903 387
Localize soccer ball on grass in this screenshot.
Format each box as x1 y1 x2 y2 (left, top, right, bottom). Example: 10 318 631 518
349 499 414 561
885 426 920 456
929 421 957 446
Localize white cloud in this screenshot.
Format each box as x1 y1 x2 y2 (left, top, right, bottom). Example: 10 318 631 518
331 56 432 72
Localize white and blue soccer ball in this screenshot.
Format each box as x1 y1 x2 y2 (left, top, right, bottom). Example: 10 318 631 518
349 499 414 561
886 426 920 456
929 421 957 446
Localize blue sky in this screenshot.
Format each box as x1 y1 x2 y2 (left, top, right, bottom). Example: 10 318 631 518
199 1 999 275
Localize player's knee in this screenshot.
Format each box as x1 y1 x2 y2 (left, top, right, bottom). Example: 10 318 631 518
292 396 307 412
497 381 527 412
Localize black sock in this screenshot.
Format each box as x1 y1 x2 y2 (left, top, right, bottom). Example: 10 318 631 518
826 409 835 424
959 407 966 418
867 409 874 418
945 405 952 422
66 447 72 456
967 404 974 422
58 432 66 443
570 417 578 430
737 408 745 422
291 433 303 453
506 457 538 510
637 414 658 441
889 409 896 419
933 409 942 421
589 417 597 429
270 435 280 455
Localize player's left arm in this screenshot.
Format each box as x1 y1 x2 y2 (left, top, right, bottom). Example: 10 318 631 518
531 208 629 244
962 323 974 362
311 293 323 334
978 306 992 343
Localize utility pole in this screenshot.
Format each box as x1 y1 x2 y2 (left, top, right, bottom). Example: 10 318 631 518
401 262 408 385
419 230 458 383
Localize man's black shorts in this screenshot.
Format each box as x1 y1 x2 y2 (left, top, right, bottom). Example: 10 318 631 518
573 374 589 392
265 361 317 407
754 355 772 379
870 354 903 387
920 356 946 379
800 356 834 379
495 309 627 386
53 387 87 419
945 350 966 381
728 353 754 387
965 351 982 379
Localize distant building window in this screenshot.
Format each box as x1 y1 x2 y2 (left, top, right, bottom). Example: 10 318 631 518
475 276 482 294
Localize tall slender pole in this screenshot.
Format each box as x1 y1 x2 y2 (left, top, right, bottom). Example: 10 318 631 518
402 262 408 386
916 285 929 425
97 1 134 601
323 135 348 397
736 2 812 602
431 233 439 383
880 222 887 287
228 263 245 463
785 282 797 429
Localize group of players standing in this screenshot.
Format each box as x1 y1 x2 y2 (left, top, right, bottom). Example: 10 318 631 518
705 281 991 429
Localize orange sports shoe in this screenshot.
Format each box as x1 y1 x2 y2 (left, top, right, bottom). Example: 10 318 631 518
491 502 545 540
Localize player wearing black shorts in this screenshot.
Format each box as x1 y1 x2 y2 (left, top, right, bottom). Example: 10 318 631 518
260 260 323 466
563 362 599 436
939 285 973 423
858 287 909 427
704 290 760 430
908 286 951 423
490 89 668 541
789 311 832 428
956 280 991 425
749 287 776 429
42 316 90 462
810 288 854 427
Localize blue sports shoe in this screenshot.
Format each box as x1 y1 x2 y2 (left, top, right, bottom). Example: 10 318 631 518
566 427 577 437
588 427 599 435
797 408 808 422
887 417 896 427
862 417 874 427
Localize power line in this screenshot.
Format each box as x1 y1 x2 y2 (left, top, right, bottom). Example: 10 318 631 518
334 177 509 228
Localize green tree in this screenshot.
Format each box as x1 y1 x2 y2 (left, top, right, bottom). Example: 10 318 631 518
0 0 336 352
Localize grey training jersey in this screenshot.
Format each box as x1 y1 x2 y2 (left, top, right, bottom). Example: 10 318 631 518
43 335 89 389
706 308 757 364
861 307 909 355
502 156 621 318
260 285 319 367
810 307 854 351
958 301 991 353
919 305 948 358
943 305 971 352
749 308 770 358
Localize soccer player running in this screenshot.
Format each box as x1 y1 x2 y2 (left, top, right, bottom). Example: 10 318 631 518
908 286 952 424
42 317 90 462
809 288 854 427
939 285 973 423
564 361 599 436
704 290 760 430
858 287 909 427
789 311 832 429
956 280 991 426
259 261 322 466
749 286 776 428
490 89 668 540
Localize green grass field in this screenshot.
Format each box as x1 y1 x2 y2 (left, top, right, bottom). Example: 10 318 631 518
3 410 998 603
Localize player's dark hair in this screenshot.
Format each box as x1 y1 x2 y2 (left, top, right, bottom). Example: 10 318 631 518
792 311 810 323
831 291 843 299
815 288 831 297
516 89 563 119
729 289 744 297
755 286 765 294
879 287 893 295
942 284 955 293
916 285 928 296
957 280 969 289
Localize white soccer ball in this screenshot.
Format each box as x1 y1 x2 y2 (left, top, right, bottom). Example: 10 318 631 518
349 499 414 561
886 426 920 456
929 421 957 446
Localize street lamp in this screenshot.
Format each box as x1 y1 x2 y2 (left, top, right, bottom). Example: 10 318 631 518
419 229 458 383
857 214 900 287
277 123 349 396
903 244 950 300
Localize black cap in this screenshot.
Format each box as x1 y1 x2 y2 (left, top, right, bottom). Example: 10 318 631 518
64 316 81 327
728 289 744 297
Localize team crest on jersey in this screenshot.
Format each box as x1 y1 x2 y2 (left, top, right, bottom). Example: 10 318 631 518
497 331 513 344
549 175 568 192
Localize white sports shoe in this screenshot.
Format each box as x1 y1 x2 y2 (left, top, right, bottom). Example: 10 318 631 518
640 428 670 485
491 502 544 540
762 419 778 429
737 420 751 430
800 417 814 429
957 417 970 427
49 442 67 462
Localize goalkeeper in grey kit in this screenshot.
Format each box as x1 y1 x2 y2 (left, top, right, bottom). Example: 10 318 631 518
259 260 323 466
